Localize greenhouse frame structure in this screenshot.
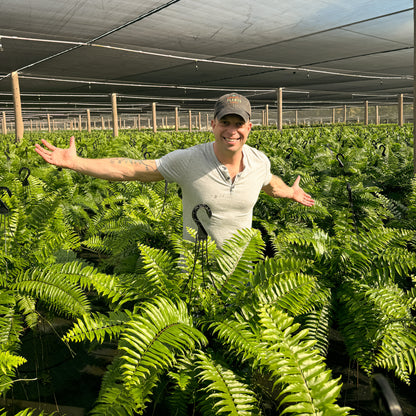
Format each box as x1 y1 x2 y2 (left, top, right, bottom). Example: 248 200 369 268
0 0 415 164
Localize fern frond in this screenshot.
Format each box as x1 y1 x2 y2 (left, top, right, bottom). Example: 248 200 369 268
166 356 197 416
0 290 23 346
48 260 121 301
255 272 319 316
0 351 27 395
137 243 178 294
0 350 26 374
2 409 53 416
338 281 413 371
301 300 333 356
210 317 259 363
89 384 141 416
258 305 352 416
374 330 416 384
15 295 38 328
63 310 132 343
252 256 314 286
119 297 207 387
195 350 259 416
216 228 265 296
12 267 90 318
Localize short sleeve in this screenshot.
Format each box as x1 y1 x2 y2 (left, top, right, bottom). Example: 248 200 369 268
263 156 273 186
156 148 192 183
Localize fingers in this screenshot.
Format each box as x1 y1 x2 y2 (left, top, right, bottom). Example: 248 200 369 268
293 175 301 187
40 138 56 151
34 145 53 164
303 196 315 207
301 192 315 206
35 143 49 156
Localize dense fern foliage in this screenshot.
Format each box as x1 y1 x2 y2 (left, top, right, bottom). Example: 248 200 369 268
0 124 415 415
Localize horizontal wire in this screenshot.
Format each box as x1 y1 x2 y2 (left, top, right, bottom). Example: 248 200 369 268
16 74 277 93
0 30 412 82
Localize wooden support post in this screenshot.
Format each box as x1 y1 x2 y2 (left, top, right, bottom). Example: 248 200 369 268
198 112 202 130
111 93 119 137
101 116 105 130
364 100 369 125
332 108 336 124
87 109 91 133
276 88 283 131
344 105 347 123
175 107 179 131
11 72 24 141
138 114 141 130
375 105 379 125
152 102 157 133
78 115 82 131
295 110 298 126
47 114 51 133
206 113 209 130
398 93 404 126
188 110 192 132
2 111 7 134
265 104 269 127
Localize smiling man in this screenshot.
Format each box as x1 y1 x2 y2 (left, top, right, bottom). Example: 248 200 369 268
35 92 314 248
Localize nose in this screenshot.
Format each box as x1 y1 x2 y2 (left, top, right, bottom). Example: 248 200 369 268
225 123 240 135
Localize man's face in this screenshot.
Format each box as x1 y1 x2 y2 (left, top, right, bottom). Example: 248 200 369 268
211 114 252 154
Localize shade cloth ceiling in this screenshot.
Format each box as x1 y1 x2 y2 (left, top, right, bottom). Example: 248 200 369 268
0 0 413 120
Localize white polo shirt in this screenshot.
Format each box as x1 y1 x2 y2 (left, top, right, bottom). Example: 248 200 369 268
156 142 272 248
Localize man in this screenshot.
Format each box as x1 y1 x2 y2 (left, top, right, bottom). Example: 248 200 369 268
35 93 314 247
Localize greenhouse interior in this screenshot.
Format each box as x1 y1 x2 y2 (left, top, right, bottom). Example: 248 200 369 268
0 1 416 416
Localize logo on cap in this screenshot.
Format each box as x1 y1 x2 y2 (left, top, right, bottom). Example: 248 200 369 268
214 93 251 122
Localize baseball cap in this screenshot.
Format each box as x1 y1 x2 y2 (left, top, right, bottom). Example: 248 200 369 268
214 93 251 123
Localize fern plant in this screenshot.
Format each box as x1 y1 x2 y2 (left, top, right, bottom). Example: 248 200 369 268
63 228 353 415
0 141 122 405
1 126 415 415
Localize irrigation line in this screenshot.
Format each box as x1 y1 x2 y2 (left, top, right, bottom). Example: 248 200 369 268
2 34 411 81
16 74 276 94
91 43 412 80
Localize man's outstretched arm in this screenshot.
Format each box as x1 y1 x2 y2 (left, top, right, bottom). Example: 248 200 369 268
262 175 315 207
35 136 165 183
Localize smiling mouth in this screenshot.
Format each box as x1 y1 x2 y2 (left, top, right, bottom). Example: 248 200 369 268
223 137 240 143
